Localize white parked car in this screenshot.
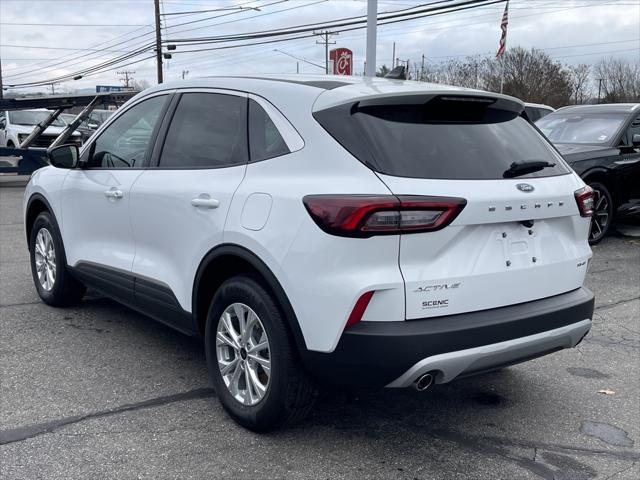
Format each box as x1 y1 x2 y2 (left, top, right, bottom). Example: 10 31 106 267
0 109 81 148
24 75 595 431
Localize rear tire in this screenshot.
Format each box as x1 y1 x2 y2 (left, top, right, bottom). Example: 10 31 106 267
29 211 86 307
588 182 613 245
205 273 317 432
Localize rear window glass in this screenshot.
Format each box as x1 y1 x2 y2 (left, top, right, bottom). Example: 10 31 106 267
314 98 570 180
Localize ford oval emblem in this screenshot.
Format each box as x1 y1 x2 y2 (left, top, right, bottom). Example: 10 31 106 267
516 183 535 193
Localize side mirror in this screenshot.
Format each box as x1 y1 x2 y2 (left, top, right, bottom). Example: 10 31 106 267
632 133 640 147
48 144 79 169
88 123 98 130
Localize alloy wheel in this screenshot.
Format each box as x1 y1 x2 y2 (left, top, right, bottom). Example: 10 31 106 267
216 303 271 406
34 228 56 291
589 187 611 243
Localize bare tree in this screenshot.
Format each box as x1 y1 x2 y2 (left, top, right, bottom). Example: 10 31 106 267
594 58 640 103
132 79 151 91
483 47 572 107
568 64 591 104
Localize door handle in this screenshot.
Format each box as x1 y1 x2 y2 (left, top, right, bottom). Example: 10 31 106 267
104 189 123 199
191 196 220 209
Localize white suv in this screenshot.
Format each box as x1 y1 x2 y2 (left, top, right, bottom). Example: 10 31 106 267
24 75 595 431
0 109 81 148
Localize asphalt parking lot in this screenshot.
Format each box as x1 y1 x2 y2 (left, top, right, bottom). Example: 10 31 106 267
1 184 639 480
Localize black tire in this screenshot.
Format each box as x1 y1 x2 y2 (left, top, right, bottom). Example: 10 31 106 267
205 273 317 432
588 181 613 245
29 211 86 307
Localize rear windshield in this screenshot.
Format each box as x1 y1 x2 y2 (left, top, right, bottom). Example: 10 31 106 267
314 97 570 180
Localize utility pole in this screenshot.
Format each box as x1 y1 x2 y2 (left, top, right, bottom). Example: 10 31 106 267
597 78 603 103
365 0 377 77
420 54 425 81
49 82 60 95
154 0 164 84
118 70 135 89
315 30 337 74
392 42 396 69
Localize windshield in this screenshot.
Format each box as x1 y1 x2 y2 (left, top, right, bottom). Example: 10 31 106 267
536 112 626 145
9 110 66 127
60 114 76 125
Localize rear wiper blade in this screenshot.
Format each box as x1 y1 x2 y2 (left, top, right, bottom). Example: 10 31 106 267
503 160 556 178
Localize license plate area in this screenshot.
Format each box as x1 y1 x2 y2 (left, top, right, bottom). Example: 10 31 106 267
497 223 539 269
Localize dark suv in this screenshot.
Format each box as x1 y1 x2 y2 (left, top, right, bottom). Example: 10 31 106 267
537 103 640 243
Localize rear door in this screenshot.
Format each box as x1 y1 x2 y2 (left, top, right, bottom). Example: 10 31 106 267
315 94 592 319
129 90 249 317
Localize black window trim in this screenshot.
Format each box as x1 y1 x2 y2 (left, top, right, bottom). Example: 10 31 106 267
79 91 175 171
150 89 250 170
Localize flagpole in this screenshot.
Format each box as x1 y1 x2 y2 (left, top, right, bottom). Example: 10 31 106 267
497 0 509 94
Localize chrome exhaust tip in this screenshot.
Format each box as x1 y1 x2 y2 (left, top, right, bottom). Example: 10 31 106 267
414 373 434 392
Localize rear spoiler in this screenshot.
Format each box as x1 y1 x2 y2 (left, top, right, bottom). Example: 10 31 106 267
314 88 525 116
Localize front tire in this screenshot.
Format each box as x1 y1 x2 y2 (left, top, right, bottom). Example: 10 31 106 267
29 211 86 306
588 182 613 245
205 274 317 432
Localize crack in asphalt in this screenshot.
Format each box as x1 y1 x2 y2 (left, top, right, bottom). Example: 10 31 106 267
604 462 637 479
595 296 640 311
0 301 43 309
0 388 215 446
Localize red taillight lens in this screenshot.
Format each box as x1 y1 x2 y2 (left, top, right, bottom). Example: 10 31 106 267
303 194 466 237
345 291 374 329
575 186 594 217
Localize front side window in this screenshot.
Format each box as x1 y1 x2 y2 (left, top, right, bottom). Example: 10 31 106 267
621 115 640 146
158 93 248 168
87 95 167 169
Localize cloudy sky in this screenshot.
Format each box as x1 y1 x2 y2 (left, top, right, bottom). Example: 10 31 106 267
1 0 639 93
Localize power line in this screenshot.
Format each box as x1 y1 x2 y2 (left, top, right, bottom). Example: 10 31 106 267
0 22 148 27
164 0 500 44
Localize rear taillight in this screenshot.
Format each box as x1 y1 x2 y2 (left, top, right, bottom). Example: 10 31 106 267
303 194 466 237
574 186 594 217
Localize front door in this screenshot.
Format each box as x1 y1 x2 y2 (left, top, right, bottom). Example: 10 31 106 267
60 94 170 300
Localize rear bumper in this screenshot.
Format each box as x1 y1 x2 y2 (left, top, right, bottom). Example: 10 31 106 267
302 287 594 387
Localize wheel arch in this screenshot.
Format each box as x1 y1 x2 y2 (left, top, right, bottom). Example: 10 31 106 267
25 193 57 246
581 168 618 207
192 244 307 354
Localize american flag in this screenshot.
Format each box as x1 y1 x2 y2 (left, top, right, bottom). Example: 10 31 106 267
496 1 509 58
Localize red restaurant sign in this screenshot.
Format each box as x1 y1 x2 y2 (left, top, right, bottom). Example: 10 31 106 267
330 48 353 75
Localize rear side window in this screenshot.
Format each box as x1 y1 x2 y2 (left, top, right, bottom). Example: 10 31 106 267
159 93 248 168
248 99 290 162
315 96 570 180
